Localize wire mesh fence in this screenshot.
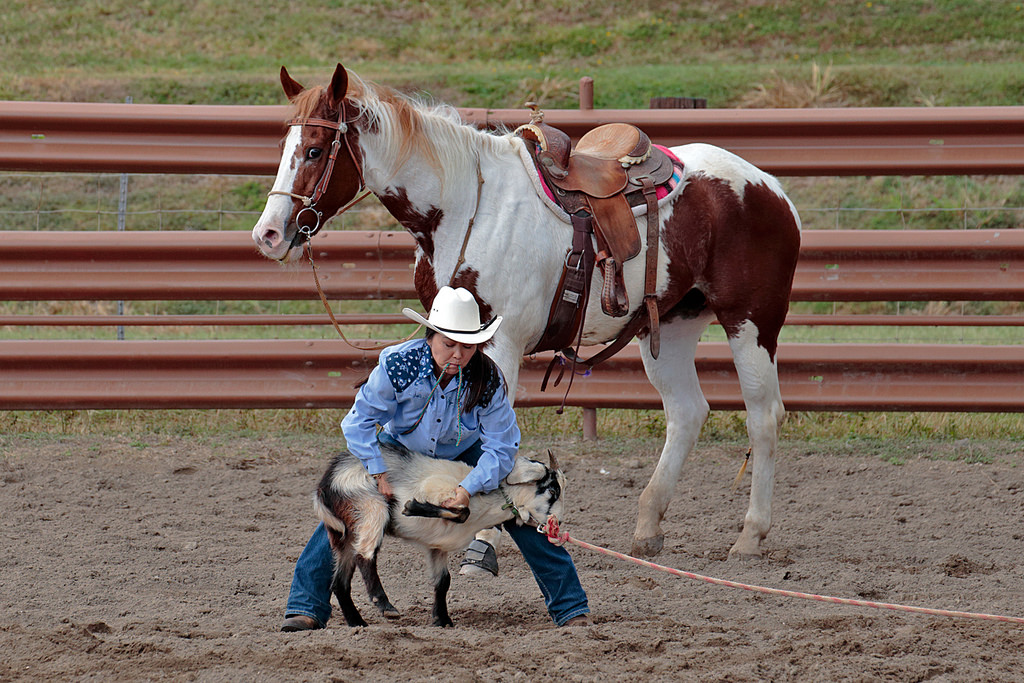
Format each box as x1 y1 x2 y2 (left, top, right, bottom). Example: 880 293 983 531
0 170 1021 346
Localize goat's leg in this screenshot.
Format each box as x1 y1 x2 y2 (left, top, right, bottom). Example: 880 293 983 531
329 544 368 627
356 553 401 619
428 549 453 627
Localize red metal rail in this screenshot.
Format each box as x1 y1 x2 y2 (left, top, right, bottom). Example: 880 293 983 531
2 313 1021 328
1 100 1022 176
1 229 1021 302
0 229 1021 411
0 98 1021 412
0 339 1018 412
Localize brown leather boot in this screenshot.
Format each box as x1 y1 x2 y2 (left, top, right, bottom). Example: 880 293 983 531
280 615 321 632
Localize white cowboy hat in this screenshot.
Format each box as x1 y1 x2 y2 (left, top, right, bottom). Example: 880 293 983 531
402 286 502 344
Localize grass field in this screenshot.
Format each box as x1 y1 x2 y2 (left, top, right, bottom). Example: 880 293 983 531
0 1 1021 443
2 1 1023 107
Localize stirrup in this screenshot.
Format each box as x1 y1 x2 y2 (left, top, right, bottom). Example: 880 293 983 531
458 539 499 577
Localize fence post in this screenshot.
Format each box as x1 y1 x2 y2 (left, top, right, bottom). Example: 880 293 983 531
582 407 598 441
579 77 594 110
577 77 597 440
116 95 132 341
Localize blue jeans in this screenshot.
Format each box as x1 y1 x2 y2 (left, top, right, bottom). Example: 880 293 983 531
285 435 589 626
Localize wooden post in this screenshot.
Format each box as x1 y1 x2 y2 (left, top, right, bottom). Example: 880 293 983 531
578 77 595 441
582 407 598 441
579 77 594 110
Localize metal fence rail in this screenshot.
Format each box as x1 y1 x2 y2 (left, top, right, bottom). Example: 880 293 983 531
0 339 1019 413
1 100 1023 176
1 229 1021 302
0 100 1021 412
0 229 1021 412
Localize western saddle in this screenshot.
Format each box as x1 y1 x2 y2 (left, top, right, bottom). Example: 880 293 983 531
517 104 678 371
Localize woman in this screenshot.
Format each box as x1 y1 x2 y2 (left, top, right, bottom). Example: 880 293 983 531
281 287 591 630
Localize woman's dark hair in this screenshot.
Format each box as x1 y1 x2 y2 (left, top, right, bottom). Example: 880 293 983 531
425 329 505 413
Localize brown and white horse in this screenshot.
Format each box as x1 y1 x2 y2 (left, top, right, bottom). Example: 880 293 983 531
252 64 801 559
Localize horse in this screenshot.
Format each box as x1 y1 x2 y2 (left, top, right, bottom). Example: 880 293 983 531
252 63 801 559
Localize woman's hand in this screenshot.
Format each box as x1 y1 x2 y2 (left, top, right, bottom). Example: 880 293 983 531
374 472 394 498
441 486 470 510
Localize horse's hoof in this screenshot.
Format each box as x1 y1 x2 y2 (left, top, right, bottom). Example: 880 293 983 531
631 534 664 558
728 539 763 560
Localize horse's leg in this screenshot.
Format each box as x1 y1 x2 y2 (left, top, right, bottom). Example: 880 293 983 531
428 549 454 627
632 311 714 557
724 320 786 558
356 552 401 620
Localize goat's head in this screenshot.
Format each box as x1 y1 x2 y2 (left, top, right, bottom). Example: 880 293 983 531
503 450 566 527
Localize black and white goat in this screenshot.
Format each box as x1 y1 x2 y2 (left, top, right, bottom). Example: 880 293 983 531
315 445 566 627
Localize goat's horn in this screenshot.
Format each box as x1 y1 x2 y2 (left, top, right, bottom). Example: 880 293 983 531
547 449 559 471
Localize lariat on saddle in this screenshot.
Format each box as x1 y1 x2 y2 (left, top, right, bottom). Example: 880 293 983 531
516 105 677 405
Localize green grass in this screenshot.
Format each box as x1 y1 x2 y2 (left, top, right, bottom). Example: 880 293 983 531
0 408 1019 468
2 1 1022 107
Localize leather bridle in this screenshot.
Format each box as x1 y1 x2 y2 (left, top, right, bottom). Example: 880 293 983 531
268 105 370 243
266 104 418 352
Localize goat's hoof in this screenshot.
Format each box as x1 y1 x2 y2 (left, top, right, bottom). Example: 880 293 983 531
631 534 664 558
378 604 401 620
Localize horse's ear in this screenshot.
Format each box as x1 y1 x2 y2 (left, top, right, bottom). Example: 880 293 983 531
280 66 304 101
327 63 349 108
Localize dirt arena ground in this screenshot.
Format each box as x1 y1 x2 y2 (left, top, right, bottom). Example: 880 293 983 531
2 432 1023 682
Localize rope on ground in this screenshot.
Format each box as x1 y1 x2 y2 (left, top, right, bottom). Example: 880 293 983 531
539 518 1024 626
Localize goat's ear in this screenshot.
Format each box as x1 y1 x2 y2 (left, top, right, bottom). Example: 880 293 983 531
505 457 546 485
515 507 532 526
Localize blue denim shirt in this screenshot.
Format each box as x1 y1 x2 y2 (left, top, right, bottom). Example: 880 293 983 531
340 338 521 496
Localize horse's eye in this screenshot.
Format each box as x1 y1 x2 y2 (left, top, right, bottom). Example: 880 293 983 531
306 148 323 161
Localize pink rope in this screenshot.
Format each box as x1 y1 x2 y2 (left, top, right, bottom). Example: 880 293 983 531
540 518 1024 626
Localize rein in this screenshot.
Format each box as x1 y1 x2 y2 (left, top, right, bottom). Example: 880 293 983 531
304 240 421 351
447 160 485 287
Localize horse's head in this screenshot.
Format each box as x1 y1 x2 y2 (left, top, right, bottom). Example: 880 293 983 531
252 64 366 261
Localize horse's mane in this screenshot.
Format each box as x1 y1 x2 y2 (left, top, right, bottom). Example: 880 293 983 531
339 71 512 192
293 86 327 120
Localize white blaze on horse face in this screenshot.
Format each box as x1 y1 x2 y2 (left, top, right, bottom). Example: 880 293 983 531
252 127 304 261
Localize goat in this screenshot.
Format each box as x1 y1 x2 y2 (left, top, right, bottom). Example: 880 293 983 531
314 445 566 627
